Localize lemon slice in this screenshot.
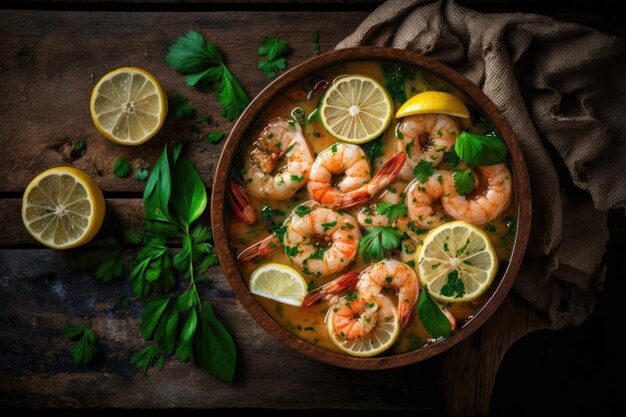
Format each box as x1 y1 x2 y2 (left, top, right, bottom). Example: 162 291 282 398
90 67 168 145
22 167 106 249
327 296 400 357
395 91 470 119
417 221 497 303
320 75 393 144
249 263 308 307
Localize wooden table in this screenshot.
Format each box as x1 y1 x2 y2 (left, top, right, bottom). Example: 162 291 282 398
1 1 622 415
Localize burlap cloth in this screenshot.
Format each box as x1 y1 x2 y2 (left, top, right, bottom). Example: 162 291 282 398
337 0 626 329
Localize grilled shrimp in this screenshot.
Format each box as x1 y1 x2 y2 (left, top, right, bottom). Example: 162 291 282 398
441 163 512 225
396 114 459 180
242 117 314 200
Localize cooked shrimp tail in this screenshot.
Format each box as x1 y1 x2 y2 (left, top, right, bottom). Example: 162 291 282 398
228 181 258 225
336 152 407 209
301 271 359 308
237 234 281 262
442 307 457 331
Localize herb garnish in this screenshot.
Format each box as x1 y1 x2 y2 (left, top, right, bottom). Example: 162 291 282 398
452 167 474 196
358 226 403 263
439 270 465 298
413 160 433 184
375 203 407 222
258 37 289 78
171 94 195 119
63 324 98 364
205 132 225 143
113 157 131 178
135 168 150 182
165 31 249 120
454 131 507 166
417 290 452 338
362 135 384 162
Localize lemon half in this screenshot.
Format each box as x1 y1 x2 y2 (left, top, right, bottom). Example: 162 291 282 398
90 67 168 145
249 263 308 307
22 167 105 249
395 91 470 119
417 221 498 303
320 75 393 144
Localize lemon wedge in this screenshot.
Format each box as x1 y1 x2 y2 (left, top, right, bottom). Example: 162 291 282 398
90 67 168 145
22 167 105 249
320 75 393 144
327 295 400 357
395 91 470 119
249 263 308 307
417 221 498 303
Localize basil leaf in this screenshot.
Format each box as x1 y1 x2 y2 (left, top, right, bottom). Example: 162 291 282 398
170 156 207 227
194 301 237 382
144 148 172 223
140 296 171 339
454 131 507 166
417 290 452 338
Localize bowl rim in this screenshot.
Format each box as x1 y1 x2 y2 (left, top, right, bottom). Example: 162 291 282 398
211 46 531 369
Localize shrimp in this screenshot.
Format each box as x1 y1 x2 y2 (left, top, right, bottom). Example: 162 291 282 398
356 184 402 228
307 144 407 209
301 271 359 308
404 172 447 230
283 206 361 276
237 204 361 275
242 117 314 201
331 294 396 340
227 181 257 225
441 163 512 225
356 259 419 327
396 114 459 180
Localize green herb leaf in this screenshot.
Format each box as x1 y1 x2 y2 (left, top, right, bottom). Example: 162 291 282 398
439 270 466 298
143 148 172 223
294 205 312 217
131 345 165 375
171 94 195 119
358 227 403 263
454 131 507 166
165 31 249 120
362 135 384 162
258 37 289 61
72 139 86 157
453 168 474 196
79 236 124 283
417 290 452 338
205 132 225 143
193 301 237 381
63 324 98 364
375 203 407 222
313 31 320 55
135 168 150 182
170 156 207 227
258 57 286 78
113 157 131 178
382 63 415 104
413 160 433 184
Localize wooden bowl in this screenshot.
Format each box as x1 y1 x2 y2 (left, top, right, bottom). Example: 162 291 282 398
211 47 531 369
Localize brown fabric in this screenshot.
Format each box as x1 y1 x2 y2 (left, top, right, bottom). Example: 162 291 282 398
337 0 626 328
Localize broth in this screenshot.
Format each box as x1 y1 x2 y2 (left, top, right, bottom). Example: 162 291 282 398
228 60 516 355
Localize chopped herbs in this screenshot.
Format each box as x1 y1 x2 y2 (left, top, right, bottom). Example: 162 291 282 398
72 139 86 157
285 244 301 257
135 168 150 182
113 157 131 178
382 63 415 103
294 205 312 217
307 280 315 292
290 174 305 182
485 223 496 233
358 226 403 263
165 31 249 120
345 293 358 301
439 270 466 298
331 143 338 153
413 160 433 183
321 221 337 231
362 135 384 162
453 168 474 196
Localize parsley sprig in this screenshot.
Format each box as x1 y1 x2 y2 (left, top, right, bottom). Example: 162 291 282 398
358 226 403 263
63 324 98 364
258 37 289 78
375 203 407 222
166 31 249 120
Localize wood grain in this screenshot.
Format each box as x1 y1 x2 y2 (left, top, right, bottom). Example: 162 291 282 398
0 10 367 193
0 249 442 409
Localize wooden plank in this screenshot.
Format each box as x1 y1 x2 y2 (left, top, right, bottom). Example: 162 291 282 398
0 249 442 409
0 198 148 246
0 10 367 193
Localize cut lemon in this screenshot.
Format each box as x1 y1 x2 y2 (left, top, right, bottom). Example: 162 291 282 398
22 167 105 249
395 91 470 119
249 263 308 307
90 67 168 145
327 296 400 357
320 75 393 144
417 221 497 303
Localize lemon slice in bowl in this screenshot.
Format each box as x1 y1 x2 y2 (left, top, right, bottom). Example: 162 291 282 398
90 67 168 145
395 91 470 119
327 296 400 357
22 167 106 249
417 221 498 303
320 75 393 144
249 263 308 307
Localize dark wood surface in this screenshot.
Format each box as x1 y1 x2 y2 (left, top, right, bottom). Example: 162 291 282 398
0 1 622 415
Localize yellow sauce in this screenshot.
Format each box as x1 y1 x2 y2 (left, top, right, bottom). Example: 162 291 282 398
228 61 516 355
